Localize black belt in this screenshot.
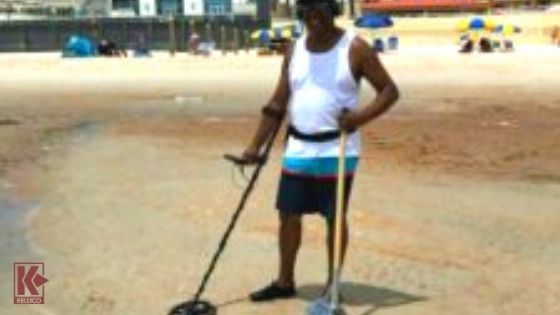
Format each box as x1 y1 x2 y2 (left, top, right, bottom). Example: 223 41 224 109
287 125 350 142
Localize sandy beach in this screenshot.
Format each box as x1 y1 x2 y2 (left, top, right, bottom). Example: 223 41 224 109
0 39 559 315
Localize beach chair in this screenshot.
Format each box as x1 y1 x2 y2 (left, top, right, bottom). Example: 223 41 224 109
133 46 151 57
387 36 399 50
132 32 151 57
258 48 274 56
459 39 473 53
373 38 384 53
197 42 215 56
503 40 514 51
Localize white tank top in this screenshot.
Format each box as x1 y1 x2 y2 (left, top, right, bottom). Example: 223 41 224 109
285 31 361 158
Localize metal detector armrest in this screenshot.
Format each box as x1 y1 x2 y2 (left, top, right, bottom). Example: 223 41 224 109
223 154 266 166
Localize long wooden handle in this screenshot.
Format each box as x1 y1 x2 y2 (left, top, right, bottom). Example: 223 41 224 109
331 131 347 308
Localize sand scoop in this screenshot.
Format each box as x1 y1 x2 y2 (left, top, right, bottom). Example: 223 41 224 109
306 130 348 315
168 122 282 315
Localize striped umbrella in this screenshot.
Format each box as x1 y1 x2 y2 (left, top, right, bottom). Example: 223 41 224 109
456 17 496 32
494 24 522 35
250 29 274 41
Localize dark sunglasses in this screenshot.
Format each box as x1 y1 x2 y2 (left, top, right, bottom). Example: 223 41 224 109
296 2 333 20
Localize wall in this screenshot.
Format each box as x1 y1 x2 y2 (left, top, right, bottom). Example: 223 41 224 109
0 15 267 52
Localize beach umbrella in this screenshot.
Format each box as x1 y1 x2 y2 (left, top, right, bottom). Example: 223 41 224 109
250 28 274 46
494 24 522 35
251 27 298 41
354 14 394 29
456 19 470 32
278 24 302 40
250 29 273 40
483 17 497 31
355 14 394 52
251 25 301 41
279 28 297 39
469 17 485 30
456 17 496 32
268 22 302 40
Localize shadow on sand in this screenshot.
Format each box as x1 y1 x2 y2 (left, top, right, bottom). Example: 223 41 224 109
213 282 426 315
298 282 426 314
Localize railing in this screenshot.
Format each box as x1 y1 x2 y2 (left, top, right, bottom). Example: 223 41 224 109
361 0 490 11
0 15 266 52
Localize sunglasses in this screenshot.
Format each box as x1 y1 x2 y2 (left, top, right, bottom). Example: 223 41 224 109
296 2 333 20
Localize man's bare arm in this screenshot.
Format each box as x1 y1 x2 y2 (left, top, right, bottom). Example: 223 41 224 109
339 37 399 130
242 44 293 162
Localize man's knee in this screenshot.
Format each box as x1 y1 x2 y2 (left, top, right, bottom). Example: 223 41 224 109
280 213 302 226
325 212 348 226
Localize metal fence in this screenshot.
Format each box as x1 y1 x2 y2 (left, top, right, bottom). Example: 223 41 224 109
0 15 269 52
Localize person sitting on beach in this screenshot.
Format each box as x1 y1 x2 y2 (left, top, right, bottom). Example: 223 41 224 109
236 0 399 303
188 32 201 54
552 25 560 46
459 36 474 53
98 39 127 57
479 37 493 53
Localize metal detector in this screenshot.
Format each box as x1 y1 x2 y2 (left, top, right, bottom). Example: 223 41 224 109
168 123 282 315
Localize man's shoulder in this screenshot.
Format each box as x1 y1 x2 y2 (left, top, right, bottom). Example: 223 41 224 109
349 34 371 54
348 34 373 67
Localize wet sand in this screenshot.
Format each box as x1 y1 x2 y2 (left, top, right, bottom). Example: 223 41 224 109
0 44 559 315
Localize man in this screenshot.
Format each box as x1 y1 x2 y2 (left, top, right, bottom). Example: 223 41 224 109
239 0 399 302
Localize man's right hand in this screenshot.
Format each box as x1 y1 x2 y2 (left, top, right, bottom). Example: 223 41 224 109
224 148 262 166
240 148 261 165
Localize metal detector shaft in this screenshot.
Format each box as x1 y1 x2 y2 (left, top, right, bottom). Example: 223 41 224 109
191 122 283 303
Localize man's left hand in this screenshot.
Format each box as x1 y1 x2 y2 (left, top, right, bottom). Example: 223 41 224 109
338 109 363 132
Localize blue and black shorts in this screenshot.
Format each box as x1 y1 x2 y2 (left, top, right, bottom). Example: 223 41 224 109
275 157 359 220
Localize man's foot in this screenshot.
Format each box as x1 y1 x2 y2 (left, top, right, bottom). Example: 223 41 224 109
249 282 296 302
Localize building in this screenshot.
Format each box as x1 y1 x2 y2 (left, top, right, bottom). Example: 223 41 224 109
361 0 487 13
0 0 258 18
360 0 554 13
112 0 257 16
0 0 81 18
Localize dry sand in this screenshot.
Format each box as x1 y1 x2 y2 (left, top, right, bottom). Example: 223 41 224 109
0 44 559 315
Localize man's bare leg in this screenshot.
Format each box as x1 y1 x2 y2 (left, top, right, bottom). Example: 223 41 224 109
249 212 301 302
277 212 302 287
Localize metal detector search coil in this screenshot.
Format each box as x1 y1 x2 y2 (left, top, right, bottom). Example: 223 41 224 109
169 300 217 315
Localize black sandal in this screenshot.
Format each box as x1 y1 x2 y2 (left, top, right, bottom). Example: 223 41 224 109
249 282 296 302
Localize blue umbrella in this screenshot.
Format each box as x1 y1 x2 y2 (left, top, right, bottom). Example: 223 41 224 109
250 29 273 44
354 14 393 29
469 17 485 30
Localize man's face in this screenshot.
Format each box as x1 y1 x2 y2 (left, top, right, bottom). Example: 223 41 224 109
297 3 334 34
